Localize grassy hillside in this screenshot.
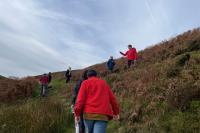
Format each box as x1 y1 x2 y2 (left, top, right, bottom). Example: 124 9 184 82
0 75 6 80
49 28 200 133
0 77 38 103
0 28 200 133
0 78 76 133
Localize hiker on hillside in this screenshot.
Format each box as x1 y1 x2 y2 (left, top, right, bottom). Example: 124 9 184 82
48 72 52 84
39 74 49 97
107 56 116 73
74 70 120 133
65 67 72 83
71 70 88 133
120 44 137 68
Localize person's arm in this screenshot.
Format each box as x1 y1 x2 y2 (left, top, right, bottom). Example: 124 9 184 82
120 51 128 56
120 51 124 56
112 60 116 66
72 80 82 105
65 71 67 78
74 82 87 117
134 49 138 60
107 85 120 115
107 60 110 67
70 72 72 77
39 77 42 84
47 76 50 83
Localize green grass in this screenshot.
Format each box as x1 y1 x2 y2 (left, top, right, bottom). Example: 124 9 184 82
0 78 76 133
32 83 41 97
0 97 70 133
159 101 200 133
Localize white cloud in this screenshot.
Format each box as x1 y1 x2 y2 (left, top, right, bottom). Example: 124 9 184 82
144 0 157 24
0 0 199 77
0 0 109 77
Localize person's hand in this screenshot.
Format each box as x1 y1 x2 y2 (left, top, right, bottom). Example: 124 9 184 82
113 115 120 121
75 117 80 125
120 51 124 55
70 105 75 114
134 60 137 66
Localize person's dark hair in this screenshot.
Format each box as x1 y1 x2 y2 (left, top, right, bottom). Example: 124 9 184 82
82 70 88 80
128 44 132 48
87 70 97 78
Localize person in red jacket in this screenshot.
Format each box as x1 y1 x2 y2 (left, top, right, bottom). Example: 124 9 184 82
120 44 137 68
39 74 49 97
74 70 120 133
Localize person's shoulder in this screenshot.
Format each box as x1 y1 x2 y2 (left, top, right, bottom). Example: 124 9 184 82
78 80 87 89
87 77 100 82
98 78 107 84
81 79 90 84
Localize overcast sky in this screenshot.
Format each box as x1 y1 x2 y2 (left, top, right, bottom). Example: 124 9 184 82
0 0 200 77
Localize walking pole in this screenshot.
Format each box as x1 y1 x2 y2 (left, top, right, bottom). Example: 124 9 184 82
75 122 79 133
71 105 80 133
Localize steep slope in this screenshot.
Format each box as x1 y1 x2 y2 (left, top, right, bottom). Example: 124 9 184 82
52 28 200 132
0 28 199 133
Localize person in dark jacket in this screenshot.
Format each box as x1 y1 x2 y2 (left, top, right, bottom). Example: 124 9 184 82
107 56 115 73
65 67 72 83
72 70 88 133
48 72 52 84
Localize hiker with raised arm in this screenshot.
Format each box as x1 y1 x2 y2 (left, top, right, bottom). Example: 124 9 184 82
71 70 88 133
120 44 137 68
65 67 72 83
74 70 120 133
107 56 115 73
39 74 49 97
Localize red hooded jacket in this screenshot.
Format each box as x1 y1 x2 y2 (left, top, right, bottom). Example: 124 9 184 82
74 77 119 119
122 48 137 60
40 75 49 85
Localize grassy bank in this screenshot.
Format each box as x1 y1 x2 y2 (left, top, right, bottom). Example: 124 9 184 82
0 97 74 133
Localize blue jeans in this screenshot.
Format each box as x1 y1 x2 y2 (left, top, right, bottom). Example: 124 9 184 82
84 120 108 133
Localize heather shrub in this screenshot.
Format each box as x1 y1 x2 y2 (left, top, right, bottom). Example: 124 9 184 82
187 39 200 52
176 53 190 67
167 67 180 78
166 80 200 109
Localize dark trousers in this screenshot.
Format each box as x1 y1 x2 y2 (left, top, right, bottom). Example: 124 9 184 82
108 67 114 73
66 77 71 83
128 60 135 68
79 113 85 133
